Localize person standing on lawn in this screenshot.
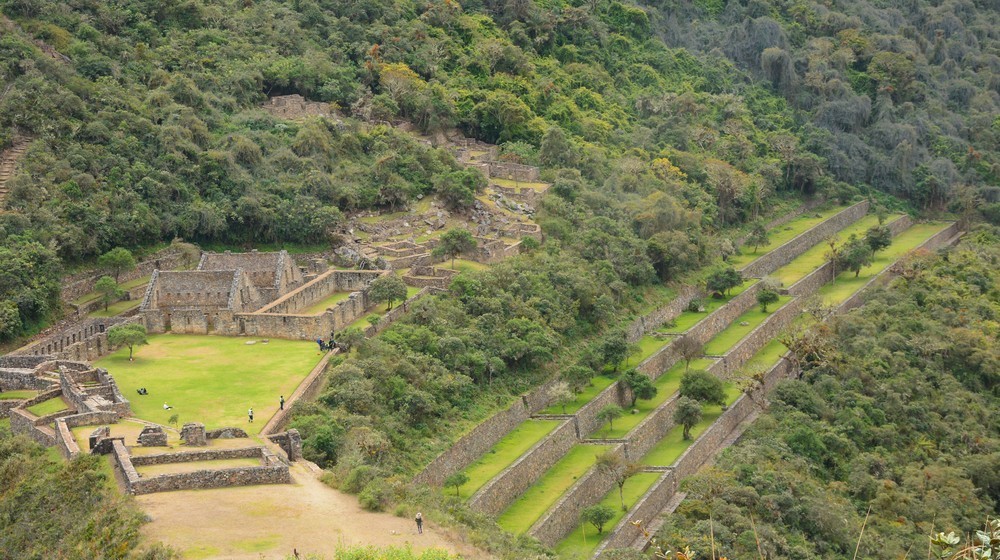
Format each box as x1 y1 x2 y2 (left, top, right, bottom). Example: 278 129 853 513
248 407 254 423
279 395 285 410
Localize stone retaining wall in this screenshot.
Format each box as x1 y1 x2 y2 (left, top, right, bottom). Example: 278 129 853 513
9 408 56 446
54 418 77 458
0 367 52 391
623 393 682 462
255 270 384 315
574 381 630 438
73 282 149 317
625 286 701 343
115 444 292 495
261 351 335 436
130 446 264 466
786 260 835 296
528 443 626 547
363 287 433 338
468 418 577 516
61 249 186 302
712 297 805 377
10 317 141 361
740 201 870 278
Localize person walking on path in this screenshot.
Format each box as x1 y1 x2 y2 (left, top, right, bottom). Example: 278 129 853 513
415 512 423 534
248 407 254 423
279 395 285 410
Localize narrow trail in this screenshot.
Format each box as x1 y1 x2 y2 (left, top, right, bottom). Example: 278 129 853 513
0 137 31 206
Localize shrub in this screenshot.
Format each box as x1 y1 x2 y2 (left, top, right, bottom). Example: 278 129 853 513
359 479 391 511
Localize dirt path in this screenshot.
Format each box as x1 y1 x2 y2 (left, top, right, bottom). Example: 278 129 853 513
137 462 492 560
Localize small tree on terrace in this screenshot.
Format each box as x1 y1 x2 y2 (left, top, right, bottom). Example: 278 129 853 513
838 234 874 277
680 369 727 406
436 168 486 210
596 451 642 511
706 267 742 297
432 228 477 269
581 504 616 534
621 369 657 407
98 247 136 282
107 323 148 361
596 405 624 435
368 273 407 310
444 472 469 498
95 276 124 311
674 397 703 440
675 335 703 371
599 330 630 372
747 222 770 253
757 286 780 312
865 224 892 254
548 380 575 414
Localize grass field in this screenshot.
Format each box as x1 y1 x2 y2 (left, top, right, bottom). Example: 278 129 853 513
0 390 37 400
27 396 70 416
94 334 322 435
300 292 353 315
817 222 950 306
702 295 792 356
88 298 142 318
554 472 662 558
619 334 676 370
658 280 757 335
498 444 612 534
729 205 847 269
489 177 551 192
456 419 562 498
640 385 739 466
598 359 714 439
771 214 901 287
136 457 262 477
541 375 616 415
743 338 788 373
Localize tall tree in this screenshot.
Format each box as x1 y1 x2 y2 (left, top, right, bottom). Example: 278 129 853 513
368 273 408 310
432 229 477 269
98 248 136 283
622 369 657 407
674 397 703 440
94 276 123 311
107 323 148 361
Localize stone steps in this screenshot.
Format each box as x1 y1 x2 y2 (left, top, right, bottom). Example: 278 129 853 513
0 138 31 203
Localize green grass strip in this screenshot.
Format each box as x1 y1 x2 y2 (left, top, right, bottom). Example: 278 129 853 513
729 205 848 269
0 390 38 400
27 396 70 416
456 419 562 499
498 444 612 534
658 280 757 335
771 214 900 288
71 275 152 306
743 338 788 373
596 359 714 439
817 222 950 306
639 385 739 467
88 298 142 318
541 375 616 415
300 292 353 315
342 286 423 330
554 472 662 559
702 295 793 356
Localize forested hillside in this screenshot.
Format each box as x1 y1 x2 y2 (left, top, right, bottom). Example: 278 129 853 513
653 229 1000 558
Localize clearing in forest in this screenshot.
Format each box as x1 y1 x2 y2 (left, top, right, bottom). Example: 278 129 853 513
94 334 322 435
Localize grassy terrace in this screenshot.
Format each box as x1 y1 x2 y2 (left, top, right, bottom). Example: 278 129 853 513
541 375 616 415
743 338 789 373
489 177 551 192
88 298 142 318
657 280 756 335
94 334 321 435
0 390 37 400
342 286 423 330
598 359 715 439
639 384 740 467
456 419 562 498
702 295 792 356
498 444 612 534
71 275 152 306
135 457 262 477
300 291 352 315
729 205 848 269
817 222 950 306
771 214 901 287
554 472 662 559
26 396 70 416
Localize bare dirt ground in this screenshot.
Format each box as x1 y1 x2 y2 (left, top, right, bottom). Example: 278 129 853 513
137 462 493 560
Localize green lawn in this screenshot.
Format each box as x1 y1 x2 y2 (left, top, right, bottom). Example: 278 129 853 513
342 286 423 330
743 338 788 373
597 359 715 439
541 375 616 415
817 222 950 306
658 280 757 335
702 296 792 356
27 396 70 417
771 215 900 287
440 258 489 273
640 385 739 466
621 334 676 370
0 390 37 400
94 334 322 435
88 298 142 318
498 444 612 534
729 205 848 269
554 472 662 559
455 419 562 498
300 292 353 315
72 275 151 306
489 177 551 192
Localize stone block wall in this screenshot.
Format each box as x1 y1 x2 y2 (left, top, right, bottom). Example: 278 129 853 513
623 393 682 462
0 356 50 369
262 352 334 435
625 286 702 343
9 408 56 446
487 161 540 182
575 381 630 438
887 215 916 236
119 446 292 495
0 367 53 391
528 443 625 547
61 248 187 303
10 317 140 361
713 294 805 377
468 419 577 516
146 270 245 310
740 201 870 278
255 269 385 315
786 260 836 296
54 418 78 459
73 281 150 317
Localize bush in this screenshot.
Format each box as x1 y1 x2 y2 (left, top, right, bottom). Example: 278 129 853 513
342 465 378 494
359 479 391 511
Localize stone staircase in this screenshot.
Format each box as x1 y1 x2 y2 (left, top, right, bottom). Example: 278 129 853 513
0 137 30 205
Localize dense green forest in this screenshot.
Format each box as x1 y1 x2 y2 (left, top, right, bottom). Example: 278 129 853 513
652 230 1000 558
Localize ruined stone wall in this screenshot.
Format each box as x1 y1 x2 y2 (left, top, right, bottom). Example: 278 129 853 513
528 443 625 547
468 419 577 516
740 201 870 278
148 270 241 310
487 161 540 182
54 418 77 459
61 249 187 303
625 286 702 343
362 287 433 338
9 408 57 446
0 356 50 369
9 317 138 360
117 445 292 495
130 446 264 466
0 367 52 391
256 269 384 314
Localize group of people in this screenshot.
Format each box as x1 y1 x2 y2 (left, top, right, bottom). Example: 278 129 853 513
316 331 338 352
135 387 148 395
